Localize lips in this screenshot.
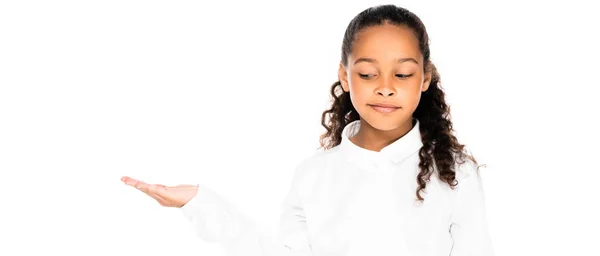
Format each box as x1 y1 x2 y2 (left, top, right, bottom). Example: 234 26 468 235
369 103 400 108
369 103 400 113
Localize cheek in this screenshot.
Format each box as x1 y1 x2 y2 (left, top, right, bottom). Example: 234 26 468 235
400 84 424 109
400 83 423 96
348 82 372 106
348 88 367 110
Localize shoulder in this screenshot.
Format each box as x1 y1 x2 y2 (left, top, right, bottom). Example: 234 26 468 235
453 153 486 188
449 153 490 216
288 146 343 190
293 146 343 176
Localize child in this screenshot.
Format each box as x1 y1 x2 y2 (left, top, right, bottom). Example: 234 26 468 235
122 4 493 256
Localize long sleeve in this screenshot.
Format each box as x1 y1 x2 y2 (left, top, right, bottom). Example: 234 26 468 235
180 165 314 256
449 162 494 256
277 163 313 255
181 184 262 252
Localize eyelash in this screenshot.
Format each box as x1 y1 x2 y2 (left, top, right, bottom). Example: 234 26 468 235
358 73 413 79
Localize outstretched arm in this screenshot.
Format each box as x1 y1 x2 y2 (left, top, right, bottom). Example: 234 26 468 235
121 174 314 256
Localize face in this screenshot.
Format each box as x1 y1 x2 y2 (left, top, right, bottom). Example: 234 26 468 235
338 23 431 131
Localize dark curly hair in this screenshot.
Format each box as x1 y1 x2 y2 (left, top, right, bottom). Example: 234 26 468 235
319 5 480 201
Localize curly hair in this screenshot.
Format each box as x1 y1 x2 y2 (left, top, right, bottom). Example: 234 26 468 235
319 5 479 201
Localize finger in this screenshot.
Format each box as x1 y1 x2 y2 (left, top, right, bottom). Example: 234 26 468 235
149 184 170 199
131 180 166 198
121 177 168 205
121 176 142 184
122 176 141 187
148 184 161 195
122 177 165 190
133 180 150 193
136 183 168 205
147 190 167 205
149 185 176 206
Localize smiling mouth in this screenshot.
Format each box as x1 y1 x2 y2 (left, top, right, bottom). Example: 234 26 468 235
368 104 401 113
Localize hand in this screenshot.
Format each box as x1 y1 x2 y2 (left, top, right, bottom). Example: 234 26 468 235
121 176 199 208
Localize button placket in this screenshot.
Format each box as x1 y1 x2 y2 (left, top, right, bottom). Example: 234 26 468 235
372 156 394 176
371 155 384 171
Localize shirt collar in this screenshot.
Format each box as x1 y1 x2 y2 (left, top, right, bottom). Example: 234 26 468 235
340 118 423 168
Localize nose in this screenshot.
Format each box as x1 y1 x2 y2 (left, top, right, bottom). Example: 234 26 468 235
376 79 395 97
377 89 394 97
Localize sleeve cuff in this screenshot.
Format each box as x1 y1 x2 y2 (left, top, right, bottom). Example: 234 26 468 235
179 183 249 243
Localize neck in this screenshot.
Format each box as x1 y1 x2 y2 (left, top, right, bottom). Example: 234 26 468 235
350 118 414 152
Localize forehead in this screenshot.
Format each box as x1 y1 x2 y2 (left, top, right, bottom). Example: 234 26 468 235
350 23 422 64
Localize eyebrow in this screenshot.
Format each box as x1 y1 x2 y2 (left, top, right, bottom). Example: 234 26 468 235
353 57 419 65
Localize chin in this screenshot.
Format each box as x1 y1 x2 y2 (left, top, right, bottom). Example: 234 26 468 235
362 116 406 131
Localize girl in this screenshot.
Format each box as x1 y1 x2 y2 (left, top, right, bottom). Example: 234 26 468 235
122 4 493 256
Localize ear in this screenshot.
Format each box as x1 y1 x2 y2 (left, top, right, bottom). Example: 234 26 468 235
422 72 432 92
338 62 349 92
421 65 432 92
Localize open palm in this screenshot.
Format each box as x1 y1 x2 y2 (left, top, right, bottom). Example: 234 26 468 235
121 176 198 208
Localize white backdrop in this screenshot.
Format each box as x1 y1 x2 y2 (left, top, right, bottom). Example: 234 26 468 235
1 1 599 255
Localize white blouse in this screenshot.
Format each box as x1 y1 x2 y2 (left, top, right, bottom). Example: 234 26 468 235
180 119 494 256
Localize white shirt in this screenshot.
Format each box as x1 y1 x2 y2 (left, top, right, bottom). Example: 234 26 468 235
180 119 494 256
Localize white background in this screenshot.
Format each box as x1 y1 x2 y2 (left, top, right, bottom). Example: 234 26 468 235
1 0 599 255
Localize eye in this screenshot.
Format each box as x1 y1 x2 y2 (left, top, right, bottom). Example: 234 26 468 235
358 73 376 79
395 74 413 79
